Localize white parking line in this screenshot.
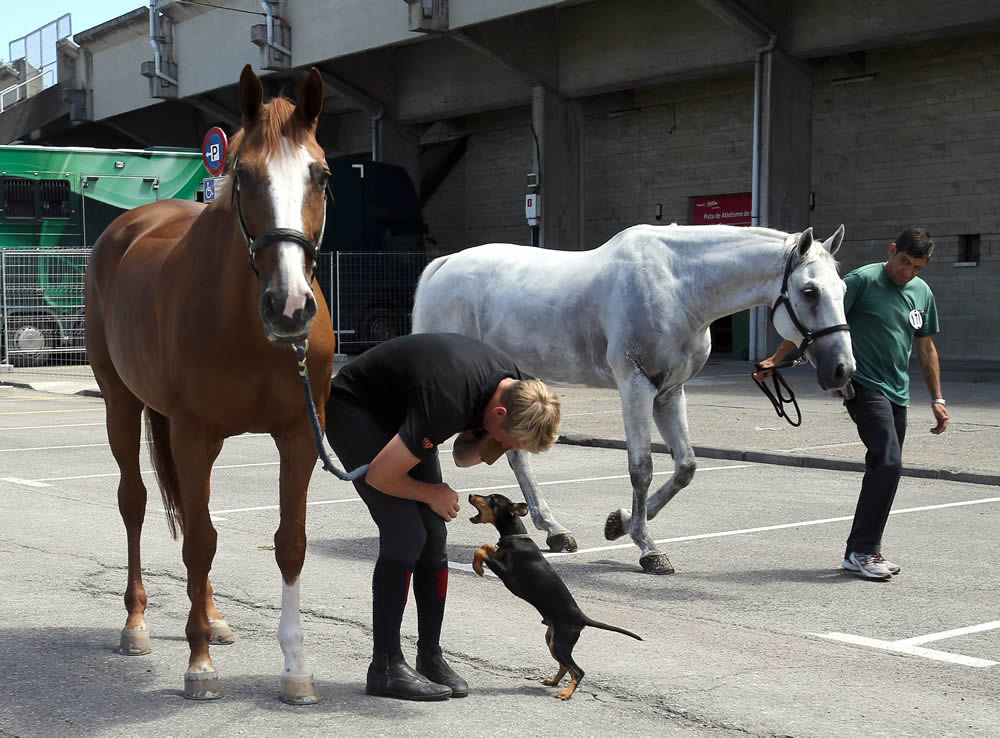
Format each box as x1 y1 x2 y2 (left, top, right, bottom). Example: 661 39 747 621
3 422 106 431
814 621 1000 668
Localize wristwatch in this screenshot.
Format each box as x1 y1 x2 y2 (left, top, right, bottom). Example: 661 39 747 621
932 398 946 405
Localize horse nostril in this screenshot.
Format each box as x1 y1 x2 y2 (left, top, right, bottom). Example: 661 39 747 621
302 293 317 321
261 289 278 318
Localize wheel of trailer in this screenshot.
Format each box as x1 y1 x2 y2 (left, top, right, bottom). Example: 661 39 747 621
363 307 403 344
8 318 53 367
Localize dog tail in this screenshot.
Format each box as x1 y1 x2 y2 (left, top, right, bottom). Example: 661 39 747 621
584 617 642 641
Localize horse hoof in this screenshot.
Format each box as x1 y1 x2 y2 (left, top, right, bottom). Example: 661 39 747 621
118 628 152 656
639 553 675 575
280 674 320 705
184 670 223 700
604 509 628 540
210 620 236 645
546 532 578 553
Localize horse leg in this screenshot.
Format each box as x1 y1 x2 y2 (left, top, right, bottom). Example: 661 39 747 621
604 371 672 574
646 387 697 519
169 421 225 700
507 450 577 552
206 579 236 645
272 426 320 705
101 383 152 655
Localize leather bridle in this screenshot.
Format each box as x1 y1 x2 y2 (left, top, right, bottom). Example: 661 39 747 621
230 155 332 276
769 247 850 360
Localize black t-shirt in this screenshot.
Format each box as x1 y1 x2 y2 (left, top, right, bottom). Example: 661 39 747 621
330 333 525 460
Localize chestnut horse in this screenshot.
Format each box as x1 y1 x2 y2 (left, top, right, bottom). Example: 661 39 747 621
85 66 339 702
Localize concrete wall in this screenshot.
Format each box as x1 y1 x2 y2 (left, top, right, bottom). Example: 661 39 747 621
14 0 998 361
810 31 1000 361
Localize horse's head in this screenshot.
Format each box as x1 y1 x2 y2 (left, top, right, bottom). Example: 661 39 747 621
771 225 855 391
231 64 329 344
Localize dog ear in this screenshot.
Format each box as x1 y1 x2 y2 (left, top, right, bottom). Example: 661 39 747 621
512 503 529 517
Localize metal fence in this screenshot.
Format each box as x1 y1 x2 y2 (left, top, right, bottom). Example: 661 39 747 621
1 249 437 376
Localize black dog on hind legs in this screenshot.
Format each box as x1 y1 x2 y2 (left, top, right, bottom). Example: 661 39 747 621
468 493 642 700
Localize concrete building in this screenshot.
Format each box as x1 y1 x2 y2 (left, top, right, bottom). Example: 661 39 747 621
2 0 998 361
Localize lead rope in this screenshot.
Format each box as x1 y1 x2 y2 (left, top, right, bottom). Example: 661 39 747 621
752 356 804 427
292 342 369 481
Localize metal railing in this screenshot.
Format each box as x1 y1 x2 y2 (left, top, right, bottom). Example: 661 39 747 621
1 249 437 376
0 68 57 113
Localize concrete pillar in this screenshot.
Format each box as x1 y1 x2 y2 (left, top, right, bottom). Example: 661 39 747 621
376 119 421 200
752 49 814 360
531 86 582 250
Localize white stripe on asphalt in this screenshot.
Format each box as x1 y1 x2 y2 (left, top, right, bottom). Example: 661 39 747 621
814 630 999 668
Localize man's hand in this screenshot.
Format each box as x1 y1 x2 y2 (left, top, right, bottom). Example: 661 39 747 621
427 483 461 521
752 357 778 381
931 402 949 435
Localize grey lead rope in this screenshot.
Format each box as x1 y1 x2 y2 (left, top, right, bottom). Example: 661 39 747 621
292 342 370 482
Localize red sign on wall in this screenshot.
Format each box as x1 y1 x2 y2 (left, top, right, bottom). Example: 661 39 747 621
690 193 752 226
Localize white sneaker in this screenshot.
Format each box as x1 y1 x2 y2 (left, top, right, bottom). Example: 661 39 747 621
843 551 892 580
842 552 901 575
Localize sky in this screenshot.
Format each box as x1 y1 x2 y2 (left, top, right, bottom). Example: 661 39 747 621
3 0 144 62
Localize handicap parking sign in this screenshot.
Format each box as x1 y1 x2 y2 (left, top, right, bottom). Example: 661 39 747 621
202 176 227 202
202 126 228 176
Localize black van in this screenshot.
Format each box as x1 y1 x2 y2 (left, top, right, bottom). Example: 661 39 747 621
316 158 434 353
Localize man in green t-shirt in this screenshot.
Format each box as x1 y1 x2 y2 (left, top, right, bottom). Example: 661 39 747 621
756 227 949 580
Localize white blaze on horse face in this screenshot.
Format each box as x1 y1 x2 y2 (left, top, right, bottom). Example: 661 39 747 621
267 138 316 318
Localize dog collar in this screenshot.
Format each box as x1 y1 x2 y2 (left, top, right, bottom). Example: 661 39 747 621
498 533 533 544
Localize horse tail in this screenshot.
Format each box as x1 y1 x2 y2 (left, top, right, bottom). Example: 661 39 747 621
411 253 451 333
144 408 183 540
583 616 643 641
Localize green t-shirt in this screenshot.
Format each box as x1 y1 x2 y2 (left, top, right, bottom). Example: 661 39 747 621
843 262 939 406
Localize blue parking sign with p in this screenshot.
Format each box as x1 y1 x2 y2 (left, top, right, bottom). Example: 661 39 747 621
202 127 228 177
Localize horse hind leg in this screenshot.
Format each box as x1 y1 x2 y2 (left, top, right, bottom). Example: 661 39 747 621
604 370 673 574
646 387 697 519
507 450 577 552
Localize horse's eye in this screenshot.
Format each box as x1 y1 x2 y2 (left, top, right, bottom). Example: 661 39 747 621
802 286 819 299
317 170 330 188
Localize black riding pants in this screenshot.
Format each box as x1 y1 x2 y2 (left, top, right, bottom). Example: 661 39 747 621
843 381 907 557
325 390 449 657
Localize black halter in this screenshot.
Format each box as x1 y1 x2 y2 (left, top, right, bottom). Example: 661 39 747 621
230 155 332 276
753 248 851 427
770 247 850 359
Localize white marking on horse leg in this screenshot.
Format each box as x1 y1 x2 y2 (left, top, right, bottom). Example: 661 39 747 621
618 372 660 557
647 387 697 519
267 138 316 317
507 449 570 537
278 578 309 677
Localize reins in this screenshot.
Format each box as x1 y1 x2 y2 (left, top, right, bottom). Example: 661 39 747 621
753 354 804 428
292 341 369 482
752 246 851 428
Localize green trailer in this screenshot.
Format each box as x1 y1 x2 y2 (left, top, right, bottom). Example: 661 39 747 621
0 144 204 366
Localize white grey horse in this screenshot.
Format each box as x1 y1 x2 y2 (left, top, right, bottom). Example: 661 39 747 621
412 224 854 573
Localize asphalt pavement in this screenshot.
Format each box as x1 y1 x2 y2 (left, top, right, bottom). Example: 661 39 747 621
4 356 999 485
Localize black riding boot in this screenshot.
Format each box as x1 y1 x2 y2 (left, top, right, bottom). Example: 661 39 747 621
366 652 452 701
416 647 469 698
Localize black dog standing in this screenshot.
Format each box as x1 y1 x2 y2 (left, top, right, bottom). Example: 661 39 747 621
469 493 642 700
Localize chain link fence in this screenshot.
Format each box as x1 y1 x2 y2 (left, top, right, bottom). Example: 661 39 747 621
1 249 437 376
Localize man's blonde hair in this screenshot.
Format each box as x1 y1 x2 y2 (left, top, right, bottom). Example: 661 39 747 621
500 379 561 453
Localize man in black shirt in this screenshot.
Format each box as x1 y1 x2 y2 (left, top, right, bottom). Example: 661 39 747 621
325 333 562 701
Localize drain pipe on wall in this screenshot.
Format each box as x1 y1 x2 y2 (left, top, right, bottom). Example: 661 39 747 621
148 0 177 88
371 108 385 162
748 31 777 363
